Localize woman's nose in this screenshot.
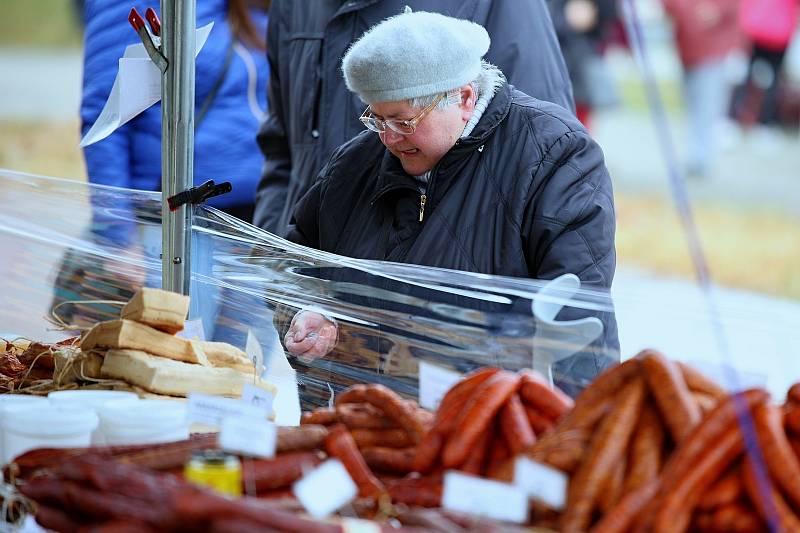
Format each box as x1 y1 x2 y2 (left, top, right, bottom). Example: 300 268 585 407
380 129 404 145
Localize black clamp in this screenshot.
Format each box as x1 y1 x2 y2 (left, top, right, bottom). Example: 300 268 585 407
167 180 232 211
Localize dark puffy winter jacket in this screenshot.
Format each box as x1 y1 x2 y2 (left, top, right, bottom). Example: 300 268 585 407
254 0 574 235
287 83 619 395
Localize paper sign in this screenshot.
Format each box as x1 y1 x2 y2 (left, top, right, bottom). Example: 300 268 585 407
80 22 213 147
177 318 206 341
246 329 265 374
241 383 274 415
340 518 382 533
219 416 277 458
513 457 568 510
442 471 529 524
293 459 358 518
187 392 265 427
418 361 462 410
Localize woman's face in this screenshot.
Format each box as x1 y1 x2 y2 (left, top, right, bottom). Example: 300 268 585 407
370 85 475 176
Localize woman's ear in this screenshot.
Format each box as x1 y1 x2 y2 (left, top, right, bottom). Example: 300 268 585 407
460 84 476 121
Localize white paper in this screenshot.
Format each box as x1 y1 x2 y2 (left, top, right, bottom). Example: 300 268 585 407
340 518 382 533
293 459 358 518
418 360 462 410
246 329 265 374
187 392 265 427
219 416 277 458
80 22 214 147
177 318 206 341
689 360 767 392
513 457 568 510
261 318 302 426
241 383 274 416
442 471 529 524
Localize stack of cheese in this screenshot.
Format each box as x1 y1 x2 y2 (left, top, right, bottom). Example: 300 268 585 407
79 288 273 398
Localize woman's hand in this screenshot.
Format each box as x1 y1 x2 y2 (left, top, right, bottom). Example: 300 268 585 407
284 310 339 361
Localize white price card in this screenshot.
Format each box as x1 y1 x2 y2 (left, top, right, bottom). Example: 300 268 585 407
341 518 382 533
418 361 462 410
513 457 568 510
246 329 265 375
293 459 358 518
442 471 529 524
219 416 277 458
187 393 265 427
241 383 274 416
177 318 206 341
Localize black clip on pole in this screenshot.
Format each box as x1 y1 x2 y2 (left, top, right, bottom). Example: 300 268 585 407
167 180 232 211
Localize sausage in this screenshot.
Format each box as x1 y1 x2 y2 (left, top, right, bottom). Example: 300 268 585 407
633 388 769 533
386 474 442 508
361 447 417 475
350 428 414 449
677 361 728 401
598 457 626 514
697 467 743 511
324 424 385 499
752 402 800 509
361 384 426 443
709 501 763 533
623 402 664 495
412 430 444 475
459 429 491 475
591 481 658 533
442 371 521 468
561 376 646 533
244 451 323 492
785 403 800 435
788 383 800 404
277 425 328 452
641 350 701 444
652 423 745 533
499 394 537 455
571 358 640 416
741 457 800 533
336 402 397 430
518 370 574 421
523 403 555 436
300 408 337 426
694 392 719 416
34 506 82 533
334 384 369 405
485 431 511 479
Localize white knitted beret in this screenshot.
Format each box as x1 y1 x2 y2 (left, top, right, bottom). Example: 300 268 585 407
342 10 491 104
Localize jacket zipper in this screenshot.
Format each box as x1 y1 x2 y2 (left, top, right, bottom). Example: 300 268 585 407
419 193 427 222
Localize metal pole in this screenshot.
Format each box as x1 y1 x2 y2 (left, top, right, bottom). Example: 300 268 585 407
160 0 195 295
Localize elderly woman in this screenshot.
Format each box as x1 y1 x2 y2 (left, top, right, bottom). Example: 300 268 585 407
282 10 618 393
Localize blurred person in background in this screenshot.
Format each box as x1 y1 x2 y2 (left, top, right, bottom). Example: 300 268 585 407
52 0 269 335
662 0 744 178
731 0 799 134
253 0 575 237
547 0 621 130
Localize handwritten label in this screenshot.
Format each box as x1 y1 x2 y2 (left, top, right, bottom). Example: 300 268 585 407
219 416 277 458
442 471 528 524
177 318 205 341
241 383 274 416
513 457 568 510
418 361 462 410
187 393 265 427
246 329 265 375
293 459 358 518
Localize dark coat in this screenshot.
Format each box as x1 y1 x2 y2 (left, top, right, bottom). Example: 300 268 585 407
253 0 575 235
287 83 619 394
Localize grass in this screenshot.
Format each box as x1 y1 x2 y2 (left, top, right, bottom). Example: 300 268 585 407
0 1 82 48
0 120 85 180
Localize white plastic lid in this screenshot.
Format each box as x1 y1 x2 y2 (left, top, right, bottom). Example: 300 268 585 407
0 395 48 409
97 400 187 429
3 405 98 437
48 390 139 408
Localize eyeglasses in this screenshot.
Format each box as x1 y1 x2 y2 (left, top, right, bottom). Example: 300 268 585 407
359 93 445 135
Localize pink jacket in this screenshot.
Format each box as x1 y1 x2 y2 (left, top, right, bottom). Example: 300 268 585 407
739 0 799 51
663 0 743 68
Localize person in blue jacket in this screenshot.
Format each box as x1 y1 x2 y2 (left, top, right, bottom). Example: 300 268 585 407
81 0 269 228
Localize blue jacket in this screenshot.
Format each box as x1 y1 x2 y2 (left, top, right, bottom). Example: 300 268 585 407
81 0 268 231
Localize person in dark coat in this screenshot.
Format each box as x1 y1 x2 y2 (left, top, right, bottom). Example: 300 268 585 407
280 10 619 396
253 0 575 237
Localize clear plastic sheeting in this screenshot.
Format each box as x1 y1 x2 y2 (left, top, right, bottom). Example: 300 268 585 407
0 170 624 406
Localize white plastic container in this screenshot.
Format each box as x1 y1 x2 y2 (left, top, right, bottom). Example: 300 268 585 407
48 390 140 445
2 405 98 464
0 395 49 463
97 400 189 446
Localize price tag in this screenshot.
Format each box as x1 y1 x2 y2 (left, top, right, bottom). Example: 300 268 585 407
177 318 206 341
418 361 462 410
241 383 274 416
341 518 381 533
246 329 265 375
442 471 528 524
219 416 277 458
187 393 265 427
513 457 568 510
293 459 358 518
